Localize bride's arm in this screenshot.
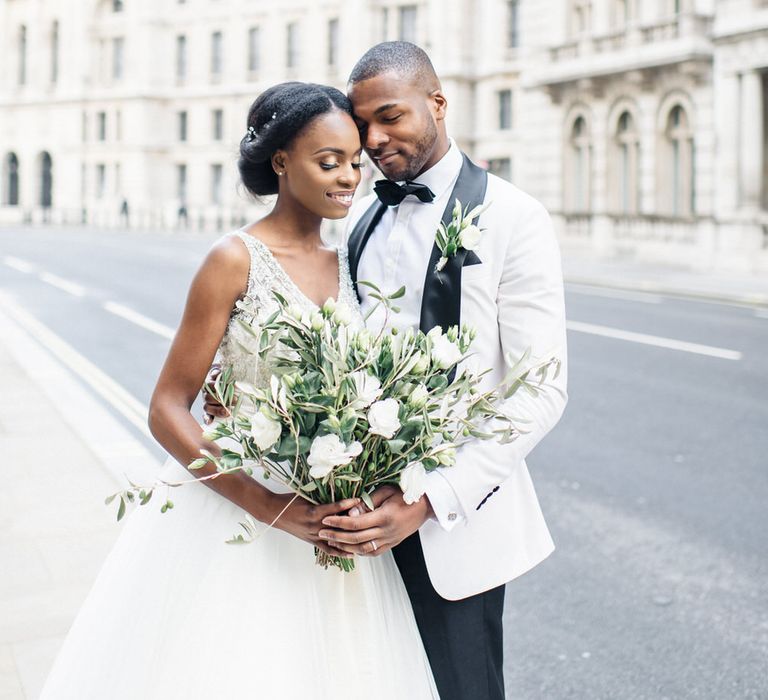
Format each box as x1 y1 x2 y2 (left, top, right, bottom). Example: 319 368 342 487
148 236 276 519
148 235 357 553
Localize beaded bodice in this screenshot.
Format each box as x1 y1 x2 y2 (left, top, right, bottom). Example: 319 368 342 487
217 231 362 389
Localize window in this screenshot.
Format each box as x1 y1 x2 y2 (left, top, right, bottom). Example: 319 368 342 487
113 0 124 11
40 153 53 207
51 21 59 84
664 105 694 216
612 110 639 214
211 31 223 78
211 164 223 205
18 26 27 86
566 115 591 212
96 164 106 199
488 158 512 182
507 1 520 48
176 35 187 81
112 37 124 81
3 153 20 206
177 164 187 203
248 27 260 73
398 5 418 43
98 112 107 141
498 90 512 130
212 109 223 141
328 18 339 68
570 1 592 36
178 111 188 142
286 22 299 69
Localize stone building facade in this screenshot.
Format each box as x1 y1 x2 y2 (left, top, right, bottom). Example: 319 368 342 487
0 0 766 271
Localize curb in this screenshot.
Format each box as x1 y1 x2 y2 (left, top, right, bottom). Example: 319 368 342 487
564 276 768 309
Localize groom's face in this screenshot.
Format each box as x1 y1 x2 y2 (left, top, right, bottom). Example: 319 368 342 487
348 72 443 181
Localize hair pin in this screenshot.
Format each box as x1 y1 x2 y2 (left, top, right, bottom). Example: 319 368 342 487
246 125 257 142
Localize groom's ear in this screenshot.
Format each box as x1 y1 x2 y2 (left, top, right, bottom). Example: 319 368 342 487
429 89 447 122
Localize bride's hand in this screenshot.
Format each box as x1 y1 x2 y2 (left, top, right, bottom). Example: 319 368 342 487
267 493 360 559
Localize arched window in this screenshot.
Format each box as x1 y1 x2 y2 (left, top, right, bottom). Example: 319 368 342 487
664 105 694 216
612 110 639 214
3 153 20 206
566 115 591 212
40 152 53 208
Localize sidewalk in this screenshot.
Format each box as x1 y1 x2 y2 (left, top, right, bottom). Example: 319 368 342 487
561 250 768 307
0 303 159 699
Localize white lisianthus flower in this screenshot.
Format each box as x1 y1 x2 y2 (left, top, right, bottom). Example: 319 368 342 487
287 304 304 321
436 446 456 466
427 326 443 341
408 384 429 409
350 371 383 409
367 398 402 439
310 312 325 331
322 297 336 315
332 304 352 326
412 352 430 375
307 434 363 479
250 411 283 451
399 461 427 505
459 224 482 251
431 334 463 369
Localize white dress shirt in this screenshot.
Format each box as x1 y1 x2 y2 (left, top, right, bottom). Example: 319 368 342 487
352 140 474 530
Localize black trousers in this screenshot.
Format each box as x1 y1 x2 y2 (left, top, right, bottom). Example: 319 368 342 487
393 532 506 700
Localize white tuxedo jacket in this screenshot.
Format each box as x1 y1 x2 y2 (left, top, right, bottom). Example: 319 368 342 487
347 148 568 601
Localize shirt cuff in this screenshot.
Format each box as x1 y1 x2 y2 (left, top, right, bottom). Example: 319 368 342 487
423 470 465 532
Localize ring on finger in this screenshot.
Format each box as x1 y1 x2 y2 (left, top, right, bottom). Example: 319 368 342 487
370 540 378 553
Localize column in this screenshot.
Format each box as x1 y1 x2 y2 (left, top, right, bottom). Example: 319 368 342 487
740 70 764 210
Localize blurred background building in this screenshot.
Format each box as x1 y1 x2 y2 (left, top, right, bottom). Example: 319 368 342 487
0 0 766 271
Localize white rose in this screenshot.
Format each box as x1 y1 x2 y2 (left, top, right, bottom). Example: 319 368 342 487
250 411 282 451
399 461 427 505
367 398 401 439
408 384 429 409
459 224 482 251
307 434 363 479
431 334 462 369
350 371 383 409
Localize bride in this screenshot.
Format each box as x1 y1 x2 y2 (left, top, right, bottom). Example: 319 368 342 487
40 82 439 699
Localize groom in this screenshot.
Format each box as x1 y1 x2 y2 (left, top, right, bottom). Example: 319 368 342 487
319 42 568 700
206 42 567 700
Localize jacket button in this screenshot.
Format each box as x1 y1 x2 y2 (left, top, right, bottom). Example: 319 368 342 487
447 512 457 521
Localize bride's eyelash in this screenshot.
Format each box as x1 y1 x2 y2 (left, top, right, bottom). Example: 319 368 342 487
352 162 365 169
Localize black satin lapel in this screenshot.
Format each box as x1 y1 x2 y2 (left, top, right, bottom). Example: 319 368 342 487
419 154 489 336
347 200 387 294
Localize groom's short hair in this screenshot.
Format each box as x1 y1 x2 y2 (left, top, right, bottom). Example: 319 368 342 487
348 41 440 92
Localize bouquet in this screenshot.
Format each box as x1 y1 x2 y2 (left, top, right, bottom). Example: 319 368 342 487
110 283 559 572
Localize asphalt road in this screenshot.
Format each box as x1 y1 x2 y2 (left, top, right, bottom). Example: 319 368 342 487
1 226 766 699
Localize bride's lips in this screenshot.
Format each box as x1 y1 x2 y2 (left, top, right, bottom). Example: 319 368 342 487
327 191 355 208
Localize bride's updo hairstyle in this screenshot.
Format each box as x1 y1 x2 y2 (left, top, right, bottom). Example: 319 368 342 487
238 82 354 197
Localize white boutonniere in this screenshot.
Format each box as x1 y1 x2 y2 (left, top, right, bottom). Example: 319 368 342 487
434 199 491 273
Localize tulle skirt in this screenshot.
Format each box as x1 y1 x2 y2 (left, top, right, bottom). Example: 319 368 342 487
40 458 439 699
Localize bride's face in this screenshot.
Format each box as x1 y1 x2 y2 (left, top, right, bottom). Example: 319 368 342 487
275 110 363 220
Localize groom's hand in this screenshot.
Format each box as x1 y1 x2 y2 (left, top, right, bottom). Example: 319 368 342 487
317 485 434 557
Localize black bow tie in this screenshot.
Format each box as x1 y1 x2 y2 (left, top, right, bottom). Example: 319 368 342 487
373 179 436 206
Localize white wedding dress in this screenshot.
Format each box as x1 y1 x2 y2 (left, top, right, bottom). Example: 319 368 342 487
41 231 439 699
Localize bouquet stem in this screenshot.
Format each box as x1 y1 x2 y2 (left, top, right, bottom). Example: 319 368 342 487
315 547 356 572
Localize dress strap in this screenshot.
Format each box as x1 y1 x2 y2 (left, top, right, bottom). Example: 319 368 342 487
232 230 276 301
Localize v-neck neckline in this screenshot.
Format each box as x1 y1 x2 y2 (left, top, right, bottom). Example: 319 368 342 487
241 233 342 309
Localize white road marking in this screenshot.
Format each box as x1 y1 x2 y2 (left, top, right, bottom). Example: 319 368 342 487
566 283 663 304
103 301 175 340
38 271 86 297
567 320 742 361
1 293 153 438
3 255 35 273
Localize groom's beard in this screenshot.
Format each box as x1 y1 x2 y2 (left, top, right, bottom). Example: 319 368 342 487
372 118 438 182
